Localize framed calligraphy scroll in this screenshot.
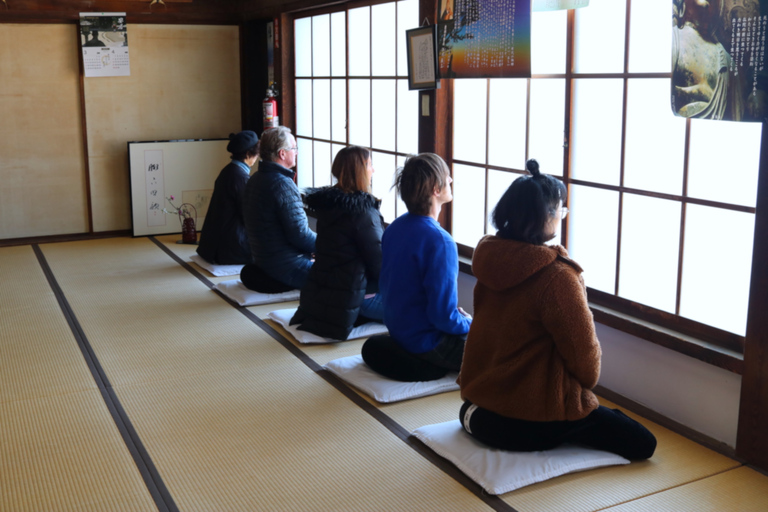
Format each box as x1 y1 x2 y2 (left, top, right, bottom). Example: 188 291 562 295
406 25 439 90
128 139 229 237
438 0 531 79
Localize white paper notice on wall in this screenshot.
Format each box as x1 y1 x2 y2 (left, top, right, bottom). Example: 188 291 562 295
80 12 130 77
144 150 167 228
532 0 589 11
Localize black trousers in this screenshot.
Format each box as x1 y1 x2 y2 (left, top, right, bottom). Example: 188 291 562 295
459 401 657 460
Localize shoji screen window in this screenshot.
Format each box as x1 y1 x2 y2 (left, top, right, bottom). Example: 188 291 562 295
451 8 568 251
449 0 760 346
294 0 419 223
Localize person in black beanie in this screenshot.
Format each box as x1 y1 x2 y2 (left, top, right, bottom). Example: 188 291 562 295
196 130 259 265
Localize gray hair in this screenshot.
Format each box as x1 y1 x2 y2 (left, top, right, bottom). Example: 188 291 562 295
259 126 293 162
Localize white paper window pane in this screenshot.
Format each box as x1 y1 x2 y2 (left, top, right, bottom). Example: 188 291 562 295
680 206 755 335
313 79 331 141
312 15 331 77
529 78 565 176
295 17 312 77
296 137 314 188
567 185 619 293
618 195 681 313
531 9 567 75
372 3 396 76
397 79 419 155
687 120 761 208
331 12 346 76
372 151 397 223
486 170 518 235
331 143 346 185
453 79 488 164
452 163 486 248
573 0 626 73
571 79 623 185
624 78 686 194
295 79 313 137
349 79 371 147
398 0 419 77
372 80 396 151
331 79 347 143
349 7 371 76
628 0 671 73
396 155 408 218
489 79 527 170
313 141 332 187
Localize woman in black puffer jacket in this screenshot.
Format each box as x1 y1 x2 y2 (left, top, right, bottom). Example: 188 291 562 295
290 146 384 340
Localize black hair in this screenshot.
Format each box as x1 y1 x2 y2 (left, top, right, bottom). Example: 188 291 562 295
231 145 259 162
491 159 567 245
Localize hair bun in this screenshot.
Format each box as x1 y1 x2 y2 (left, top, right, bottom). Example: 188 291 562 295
526 159 540 176
228 132 236 140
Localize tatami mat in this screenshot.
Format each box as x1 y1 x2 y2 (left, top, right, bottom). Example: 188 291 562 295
40 238 284 387
0 245 97 403
602 466 768 512
9 235 767 511
0 389 157 511
498 398 741 512
154 234 233 285
149 236 750 510
38 237 493 511
116 356 491 512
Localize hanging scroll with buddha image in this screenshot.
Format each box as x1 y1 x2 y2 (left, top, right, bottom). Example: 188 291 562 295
672 0 768 122
438 0 531 78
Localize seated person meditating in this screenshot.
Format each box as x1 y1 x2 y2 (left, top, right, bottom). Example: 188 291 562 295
290 146 385 340
196 130 259 265
458 159 656 461
241 126 316 292
362 153 471 381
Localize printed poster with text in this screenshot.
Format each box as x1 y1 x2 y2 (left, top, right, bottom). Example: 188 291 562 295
672 0 768 122
80 13 130 77
438 0 531 79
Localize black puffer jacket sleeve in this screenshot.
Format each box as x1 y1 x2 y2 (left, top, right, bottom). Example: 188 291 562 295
355 207 383 294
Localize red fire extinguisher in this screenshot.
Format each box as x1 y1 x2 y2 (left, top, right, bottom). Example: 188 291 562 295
263 83 279 130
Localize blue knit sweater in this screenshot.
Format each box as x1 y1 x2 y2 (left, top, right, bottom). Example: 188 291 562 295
379 213 471 354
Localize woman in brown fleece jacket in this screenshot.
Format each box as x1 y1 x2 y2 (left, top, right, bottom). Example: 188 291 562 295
458 159 656 460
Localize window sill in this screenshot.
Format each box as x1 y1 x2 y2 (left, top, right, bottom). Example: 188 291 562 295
458 258 744 375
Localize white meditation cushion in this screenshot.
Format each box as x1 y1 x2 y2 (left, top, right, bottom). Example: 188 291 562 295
412 420 630 495
323 355 459 403
213 280 300 306
268 308 388 344
190 255 244 276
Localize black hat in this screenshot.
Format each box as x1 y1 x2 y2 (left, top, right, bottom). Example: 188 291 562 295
226 130 259 153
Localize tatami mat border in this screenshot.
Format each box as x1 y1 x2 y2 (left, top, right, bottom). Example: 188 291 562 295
33 244 178 512
149 236 516 512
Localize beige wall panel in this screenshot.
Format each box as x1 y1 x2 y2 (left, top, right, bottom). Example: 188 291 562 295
0 24 88 239
85 25 241 232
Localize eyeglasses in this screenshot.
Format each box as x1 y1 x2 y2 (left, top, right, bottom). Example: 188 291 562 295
286 146 298 153
559 207 569 219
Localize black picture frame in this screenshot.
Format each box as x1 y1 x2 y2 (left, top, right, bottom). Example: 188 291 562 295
405 25 439 90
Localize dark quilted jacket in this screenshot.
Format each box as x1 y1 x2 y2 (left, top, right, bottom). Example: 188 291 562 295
290 186 384 340
243 160 316 281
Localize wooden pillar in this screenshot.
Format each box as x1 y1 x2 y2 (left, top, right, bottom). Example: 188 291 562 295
737 123 768 471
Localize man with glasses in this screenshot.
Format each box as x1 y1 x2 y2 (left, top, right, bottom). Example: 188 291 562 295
242 126 316 292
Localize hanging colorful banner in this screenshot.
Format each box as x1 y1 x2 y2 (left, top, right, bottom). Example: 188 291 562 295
672 0 768 122
438 0 532 79
532 0 588 11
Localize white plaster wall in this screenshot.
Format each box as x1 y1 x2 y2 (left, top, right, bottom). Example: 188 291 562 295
456 270 742 448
